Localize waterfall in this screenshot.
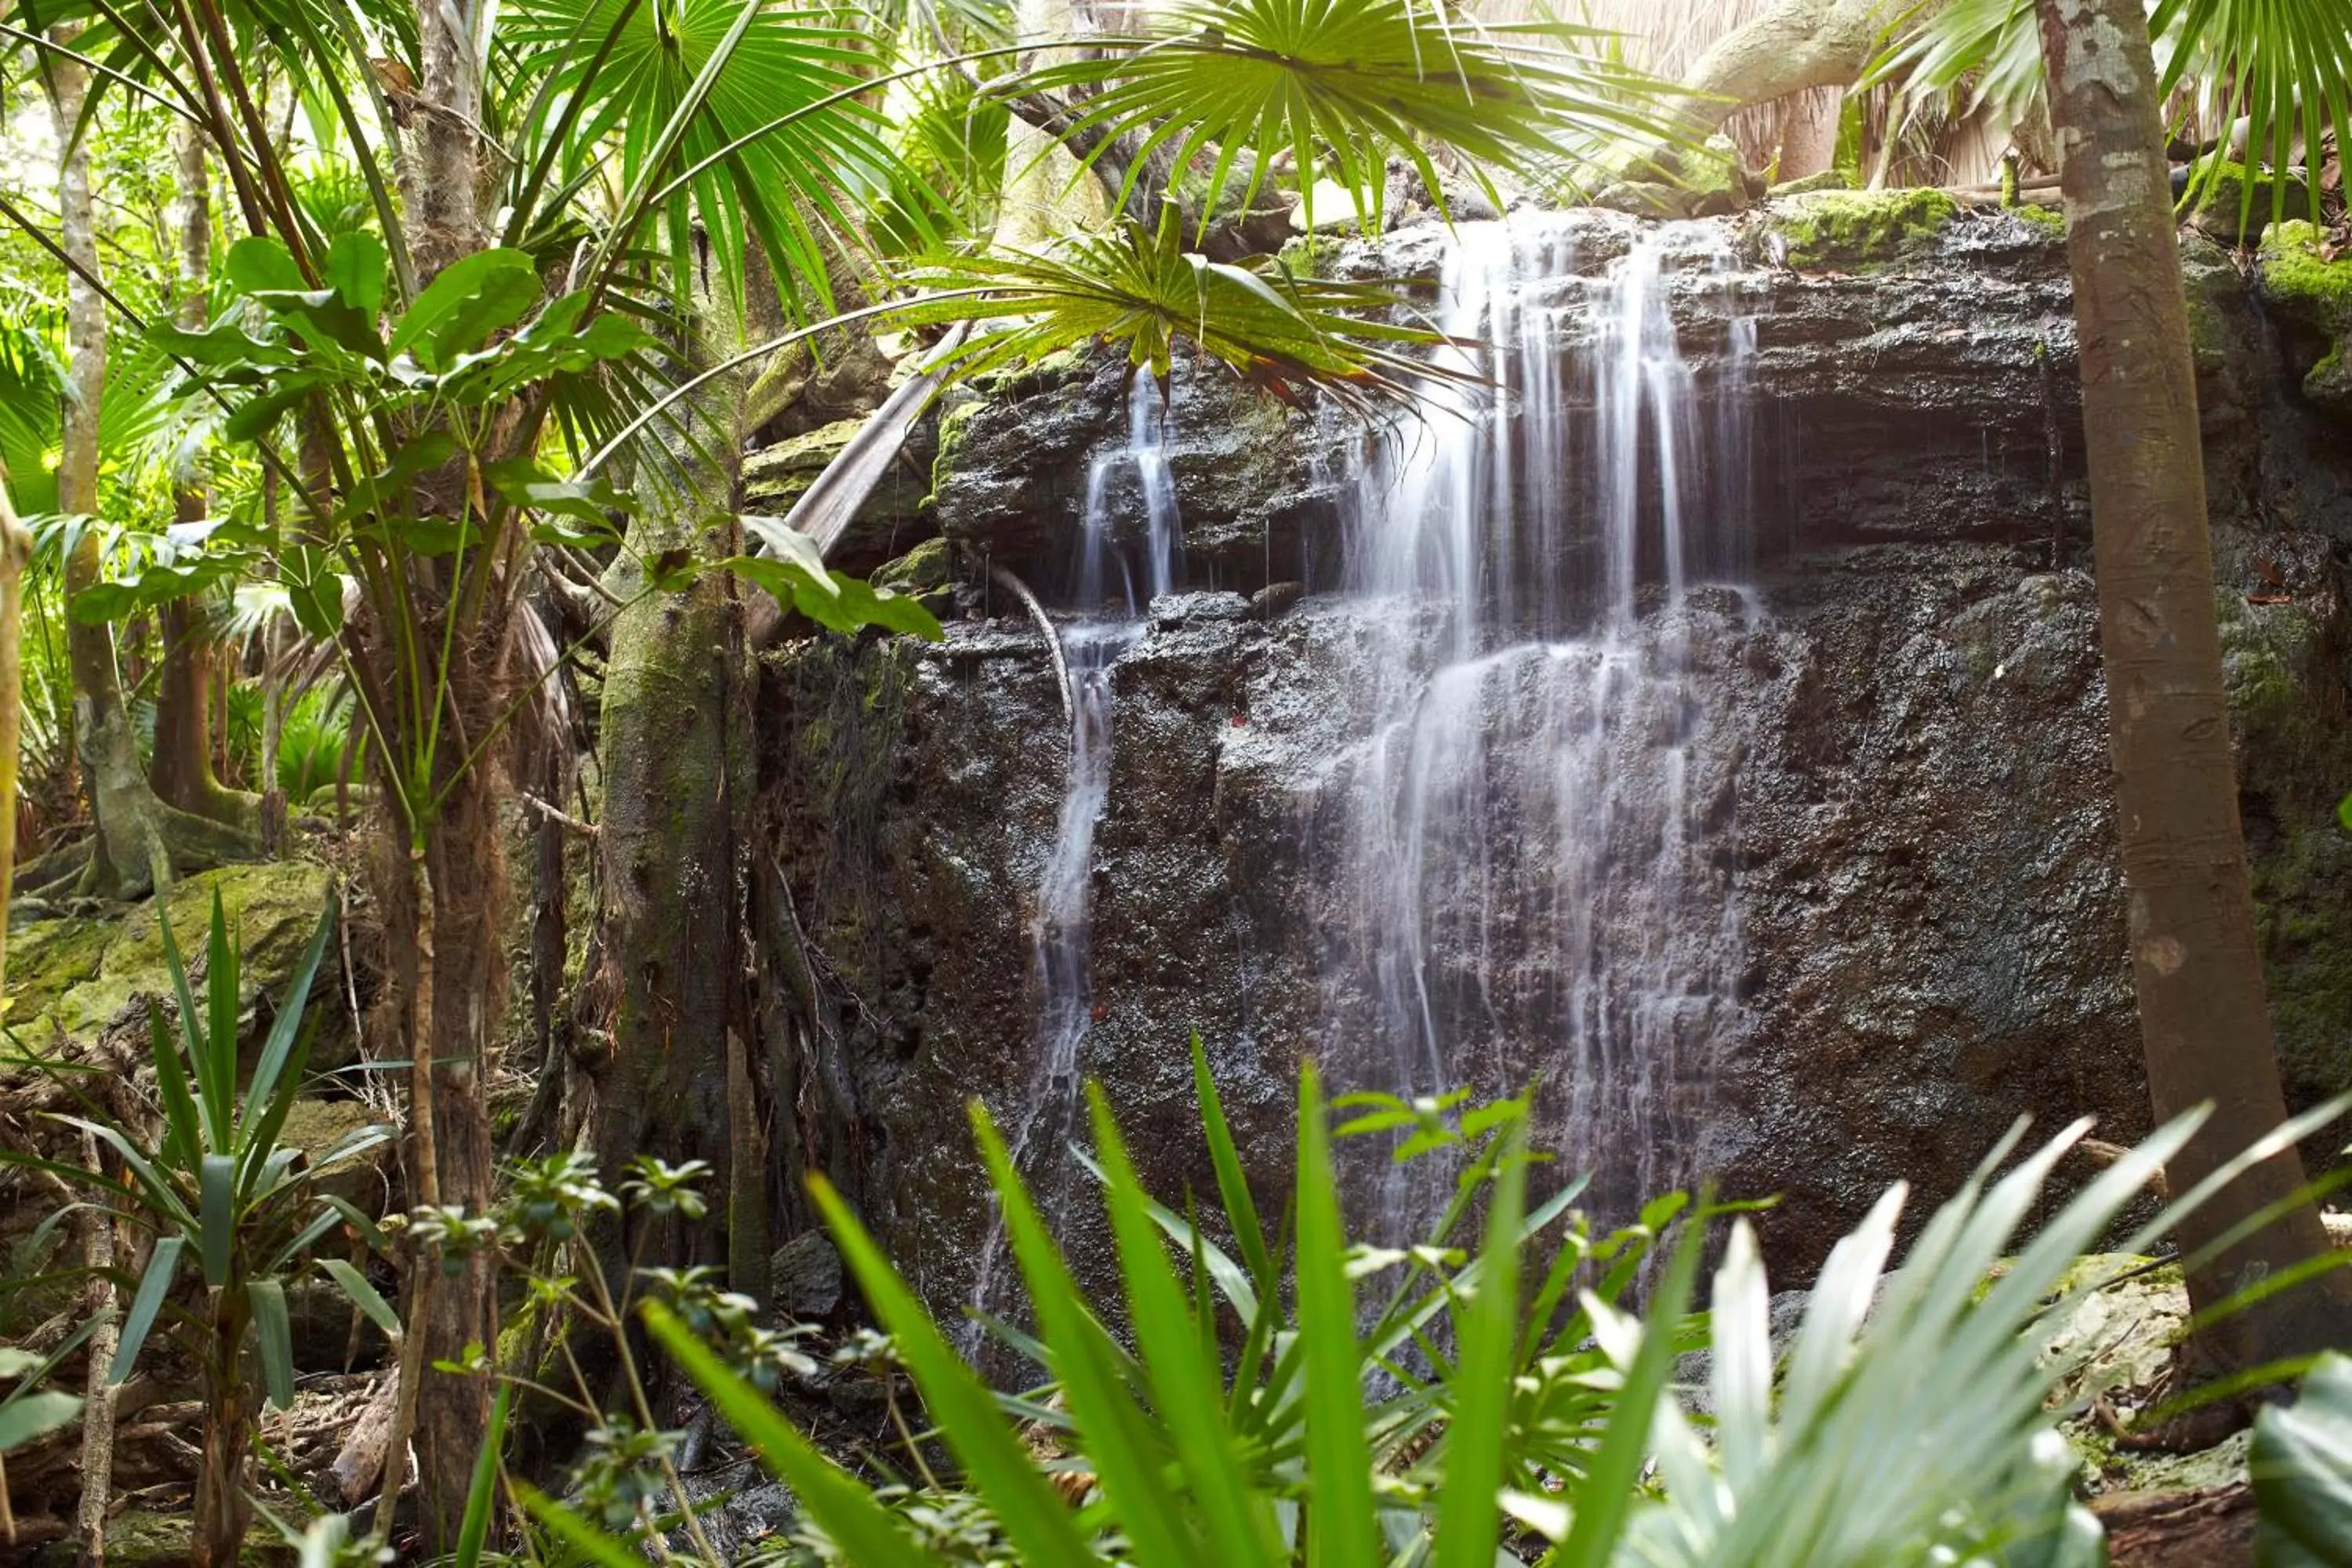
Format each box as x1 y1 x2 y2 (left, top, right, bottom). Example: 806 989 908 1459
969 373 1181 1333
1322 217 1755 1225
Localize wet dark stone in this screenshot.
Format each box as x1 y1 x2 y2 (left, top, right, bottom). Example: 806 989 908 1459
761 207 2352 1315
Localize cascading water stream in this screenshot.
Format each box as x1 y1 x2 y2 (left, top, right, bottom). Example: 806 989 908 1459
1324 217 1755 1229
968 376 1181 1334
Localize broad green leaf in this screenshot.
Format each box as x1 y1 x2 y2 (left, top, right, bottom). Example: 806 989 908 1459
222 379 324 445
343 434 460 522
245 289 384 360
484 458 634 534
66 580 141 625
718 554 943 642
0 1390 81 1452
145 318 294 374
108 1235 188 1384
282 546 345 639
325 230 389 316
389 249 543 371
250 1277 297 1408
2253 1352 2352 1567
739 513 831 581
647 1302 925 1562
225 236 305 296
319 1257 401 1337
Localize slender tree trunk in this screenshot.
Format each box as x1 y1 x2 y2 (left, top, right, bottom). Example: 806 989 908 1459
152 123 252 832
152 601 244 823
259 613 287 851
1776 89 1844 181
0 470 31 977
387 0 501 1545
190 1294 255 1568
2037 0 2352 1369
72 1128 118 1568
45 37 166 897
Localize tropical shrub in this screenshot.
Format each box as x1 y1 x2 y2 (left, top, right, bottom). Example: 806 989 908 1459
470 1053 2352 1566
2 893 394 1566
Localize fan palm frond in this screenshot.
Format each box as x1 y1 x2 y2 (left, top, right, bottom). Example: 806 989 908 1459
900 210 1469 415
504 0 911 314
1873 0 2352 235
1021 0 1676 233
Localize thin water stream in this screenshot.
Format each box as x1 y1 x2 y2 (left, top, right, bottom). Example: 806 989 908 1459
968 376 1181 1332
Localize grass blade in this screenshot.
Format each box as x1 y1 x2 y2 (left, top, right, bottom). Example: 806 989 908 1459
1085 1085 1285 1568
154 896 225 1148
206 891 239 1133
514 1482 664 1568
319 1257 400 1336
975 1099 1206 1567
646 1301 926 1561
1296 1063 1377 1566
1548 1214 1706 1567
1192 1033 1279 1291
107 1235 187 1384
200 1152 236 1287
455 1383 510 1568
1433 1114 1528 1568
810 1173 1109 1566
245 902 335 1127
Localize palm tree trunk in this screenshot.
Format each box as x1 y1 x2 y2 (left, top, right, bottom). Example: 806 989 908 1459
590 265 775 1284
2036 0 2352 1369
390 0 500 1546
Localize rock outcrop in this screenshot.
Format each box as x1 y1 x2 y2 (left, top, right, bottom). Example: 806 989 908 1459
759 199 2352 1305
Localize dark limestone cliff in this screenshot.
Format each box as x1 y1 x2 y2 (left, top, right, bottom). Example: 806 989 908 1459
756 202 2352 1302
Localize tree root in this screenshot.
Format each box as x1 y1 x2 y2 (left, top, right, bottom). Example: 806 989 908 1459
983 560 1074 737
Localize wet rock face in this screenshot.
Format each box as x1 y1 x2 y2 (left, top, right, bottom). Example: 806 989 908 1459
767 206 2352 1302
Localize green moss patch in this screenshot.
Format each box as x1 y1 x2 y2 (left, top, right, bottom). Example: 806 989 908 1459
2257 221 2352 412
2185 160 2312 242
5 861 335 1063
1766 186 1958 268
2014 202 2067 241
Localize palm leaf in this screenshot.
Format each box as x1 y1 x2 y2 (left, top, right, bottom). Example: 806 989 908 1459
900 209 1468 416
504 0 906 314
1875 0 2352 237
1020 0 1672 232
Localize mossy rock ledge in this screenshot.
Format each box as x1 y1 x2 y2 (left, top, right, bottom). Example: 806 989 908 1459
1766 187 1960 269
5 860 339 1066
2257 221 2352 414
